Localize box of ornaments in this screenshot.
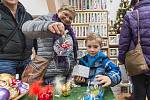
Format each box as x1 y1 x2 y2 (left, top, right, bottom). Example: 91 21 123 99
0 73 29 100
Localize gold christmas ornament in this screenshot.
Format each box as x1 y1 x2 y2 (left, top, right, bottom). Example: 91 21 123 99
61 83 71 97
0 73 19 99
8 87 19 99
0 73 14 81
0 73 14 88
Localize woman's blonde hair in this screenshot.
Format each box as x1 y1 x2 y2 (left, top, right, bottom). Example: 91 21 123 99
58 5 76 17
85 32 102 47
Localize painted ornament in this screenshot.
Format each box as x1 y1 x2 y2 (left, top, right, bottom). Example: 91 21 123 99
53 33 73 56
61 83 71 97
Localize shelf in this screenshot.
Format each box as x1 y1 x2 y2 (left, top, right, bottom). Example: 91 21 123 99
109 45 119 48
101 47 108 50
75 9 108 12
110 55 118 58
76 37 108 39
76 37 86 39
109 34 117 36
102 47 109 49
79 47 86 50
72 22 107 25
102 37 108 39
72 23 89 26
78 46 109 50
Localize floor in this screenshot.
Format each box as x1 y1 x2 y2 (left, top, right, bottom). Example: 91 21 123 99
111 83 133 100
116 93 132 100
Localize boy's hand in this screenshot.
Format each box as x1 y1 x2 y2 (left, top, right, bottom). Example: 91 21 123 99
96 75 111 87
74 76 86 84
48 22 65 35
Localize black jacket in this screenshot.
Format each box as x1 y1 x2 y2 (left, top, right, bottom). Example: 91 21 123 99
0 2 33 60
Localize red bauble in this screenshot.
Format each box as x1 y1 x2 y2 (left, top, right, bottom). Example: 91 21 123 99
38 92 53 100
10 78 17 86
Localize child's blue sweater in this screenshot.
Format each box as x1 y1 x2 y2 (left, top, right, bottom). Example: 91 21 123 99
79 51 121 86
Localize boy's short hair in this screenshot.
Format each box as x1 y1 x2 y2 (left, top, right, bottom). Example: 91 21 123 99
85 33 102 47
58 5 76 18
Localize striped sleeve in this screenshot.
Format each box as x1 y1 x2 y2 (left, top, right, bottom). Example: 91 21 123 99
103 58 122 86
22 14 55 39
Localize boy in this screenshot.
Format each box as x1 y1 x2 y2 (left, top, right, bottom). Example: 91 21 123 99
74 33 121 87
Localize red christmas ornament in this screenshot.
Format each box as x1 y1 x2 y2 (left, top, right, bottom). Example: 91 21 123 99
61 43 67 48
9 78 20 87
10 79 17 85
29 81 42 96
65 43 70 48
29 80 53 100
61 41 71 49
38 92 53 100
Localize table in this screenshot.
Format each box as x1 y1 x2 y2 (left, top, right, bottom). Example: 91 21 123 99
20 87 115 100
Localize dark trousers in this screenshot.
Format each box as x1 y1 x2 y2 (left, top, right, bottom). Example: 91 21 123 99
131 74 150 100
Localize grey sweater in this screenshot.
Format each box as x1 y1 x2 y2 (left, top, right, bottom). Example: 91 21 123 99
22 14 76 82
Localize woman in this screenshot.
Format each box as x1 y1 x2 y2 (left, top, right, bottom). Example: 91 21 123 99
0 0 33 76
0 0 64 78
22 5 78 84
118 0 150 100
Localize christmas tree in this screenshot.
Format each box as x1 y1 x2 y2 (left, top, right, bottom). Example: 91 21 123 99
112 0 131 34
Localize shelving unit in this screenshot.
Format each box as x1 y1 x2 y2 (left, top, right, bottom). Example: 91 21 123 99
108 29 119 66
69 0 107 10
68 0 109 58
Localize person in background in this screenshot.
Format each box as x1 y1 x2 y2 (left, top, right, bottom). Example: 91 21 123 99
118 0 150 100
0 0 33 77
22 5 78 84
0 0 65 78
74 32 121 88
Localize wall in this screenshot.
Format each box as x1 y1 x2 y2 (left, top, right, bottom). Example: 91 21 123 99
107 0 121 21
47 0 56 13
19 0 65 14
19 0 49 15
47 0 69 13
107 0 131 21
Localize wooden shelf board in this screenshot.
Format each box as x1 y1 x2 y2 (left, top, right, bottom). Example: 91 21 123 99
75 9 108 12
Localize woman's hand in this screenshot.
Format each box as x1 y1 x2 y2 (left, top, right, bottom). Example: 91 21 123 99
48 22 65 35
96 75 112 87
